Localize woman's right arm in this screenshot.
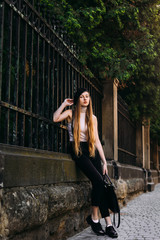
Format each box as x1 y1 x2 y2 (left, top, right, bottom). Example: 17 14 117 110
53 99 73 122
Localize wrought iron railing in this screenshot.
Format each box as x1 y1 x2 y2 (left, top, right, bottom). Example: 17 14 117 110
118 95 137 165
0 0 103 153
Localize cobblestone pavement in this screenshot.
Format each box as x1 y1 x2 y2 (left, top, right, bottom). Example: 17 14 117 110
67 183 160 240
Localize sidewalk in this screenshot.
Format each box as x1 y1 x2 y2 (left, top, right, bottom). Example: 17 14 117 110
67 183 160 240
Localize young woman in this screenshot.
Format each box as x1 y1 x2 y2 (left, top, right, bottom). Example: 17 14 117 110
53 88 118 238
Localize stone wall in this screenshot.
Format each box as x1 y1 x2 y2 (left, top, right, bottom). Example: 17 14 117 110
0 144 159 240
0 183 91 240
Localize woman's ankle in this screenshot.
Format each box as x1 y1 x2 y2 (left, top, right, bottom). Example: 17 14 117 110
105 216 112 226
91 214 99 222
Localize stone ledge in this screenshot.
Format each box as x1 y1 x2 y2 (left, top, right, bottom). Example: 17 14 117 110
118 163 144 179
0 144 88 187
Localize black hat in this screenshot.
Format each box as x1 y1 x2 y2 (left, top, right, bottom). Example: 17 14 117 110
74 88 88 105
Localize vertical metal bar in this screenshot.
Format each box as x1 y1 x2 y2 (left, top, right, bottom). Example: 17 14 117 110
75 70 78 90
60 55 63 152
54 50 57 111
64 59 67 100
58 54 61 106
53 50 57 151
44 41 47 149
78 72 80 88
72 67 74 98
47 43 50 119
70 66 73 99
23 22 28 146
95 89 97 115
29 27 34 147
6 7 13 144
74 69 76 90
15 11 21 145
44 42 48 118
42 39 45 117
78 72 80 89
56 53 59 151
94 90 96 115
73 68 76 94
38 36 44 149
0 1 4 143
62 58 65 101
51 48 55 115
36 32 40 149
82 77 84 88
64 60 68 152
77 72 80 88
50 48 55 151
0 1 4 101
82 75 84 88
23 25 27 110
58 54 61 152
85 79 87 89
41 39 45 149
37 35 40 115
99 93 102 140
88 82 91 95
47 42 50 150
68 64 70 98
10 11 17 144
91 85 93 100
70 65 72 96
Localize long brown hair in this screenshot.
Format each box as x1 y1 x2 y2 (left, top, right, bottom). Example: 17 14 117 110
73 94 95 157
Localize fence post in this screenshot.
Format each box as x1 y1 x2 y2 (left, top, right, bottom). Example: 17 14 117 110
102 78 119 161
136 123 143 167
142 119 150 169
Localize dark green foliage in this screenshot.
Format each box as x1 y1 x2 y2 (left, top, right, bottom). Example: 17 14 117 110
40 0 160 140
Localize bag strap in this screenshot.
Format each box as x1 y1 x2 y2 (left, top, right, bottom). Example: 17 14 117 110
105 173 112 183
104 173 115 188
113 212 120 228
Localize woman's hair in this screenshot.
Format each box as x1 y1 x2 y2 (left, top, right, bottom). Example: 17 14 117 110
73 93 95 157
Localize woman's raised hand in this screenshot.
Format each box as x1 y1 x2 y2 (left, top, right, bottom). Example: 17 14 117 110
53 99 73 122
64 98 74 107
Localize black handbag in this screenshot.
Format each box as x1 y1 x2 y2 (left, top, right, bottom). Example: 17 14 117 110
103 174 120 228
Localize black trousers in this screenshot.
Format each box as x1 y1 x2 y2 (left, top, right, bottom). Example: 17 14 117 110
70 142 110 218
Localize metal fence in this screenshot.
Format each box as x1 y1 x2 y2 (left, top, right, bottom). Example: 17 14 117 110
118 95 137 165
0 0 102 153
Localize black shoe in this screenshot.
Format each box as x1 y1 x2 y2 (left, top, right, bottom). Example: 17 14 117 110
105 226 118 238
86 215 105 236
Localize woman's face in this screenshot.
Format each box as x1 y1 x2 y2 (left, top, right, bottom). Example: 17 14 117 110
79 91 90 107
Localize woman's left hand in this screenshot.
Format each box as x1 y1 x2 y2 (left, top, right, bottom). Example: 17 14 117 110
102 162 108 175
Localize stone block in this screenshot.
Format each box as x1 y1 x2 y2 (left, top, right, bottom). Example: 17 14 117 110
147 182 155 192
115 179 127 200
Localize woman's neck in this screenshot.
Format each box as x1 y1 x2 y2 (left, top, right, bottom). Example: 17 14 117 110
80 106 87 113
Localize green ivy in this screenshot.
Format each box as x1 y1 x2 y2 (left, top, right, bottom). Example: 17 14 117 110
40 0 160 141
